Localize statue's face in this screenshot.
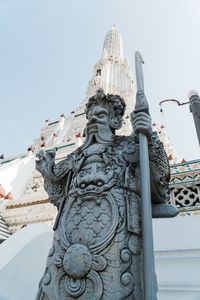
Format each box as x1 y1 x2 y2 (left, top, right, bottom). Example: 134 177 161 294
87 105 110 134
83 104 116 146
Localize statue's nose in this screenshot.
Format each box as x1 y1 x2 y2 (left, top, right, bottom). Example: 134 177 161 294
90 115 98 122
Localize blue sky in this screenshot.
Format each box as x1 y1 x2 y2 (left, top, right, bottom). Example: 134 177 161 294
0 0 199 160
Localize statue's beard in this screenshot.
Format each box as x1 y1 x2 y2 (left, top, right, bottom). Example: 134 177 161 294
81 123 114 149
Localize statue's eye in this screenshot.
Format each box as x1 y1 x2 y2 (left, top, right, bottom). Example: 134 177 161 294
98 113 106 118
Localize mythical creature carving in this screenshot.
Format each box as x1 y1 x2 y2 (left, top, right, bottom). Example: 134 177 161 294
36 89 178 300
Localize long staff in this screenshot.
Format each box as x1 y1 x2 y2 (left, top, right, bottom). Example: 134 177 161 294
135 51 157 300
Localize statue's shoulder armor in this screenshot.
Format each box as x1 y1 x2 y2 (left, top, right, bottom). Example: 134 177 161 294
150 132 170 181
53 152 75 179
108 135 138 168
114 135 137 154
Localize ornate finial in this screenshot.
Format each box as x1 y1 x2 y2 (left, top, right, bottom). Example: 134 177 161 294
112 24 116 31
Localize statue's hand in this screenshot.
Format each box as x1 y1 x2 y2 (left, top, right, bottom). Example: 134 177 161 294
36 148 58 181
131 111 152 137
36 150 47 174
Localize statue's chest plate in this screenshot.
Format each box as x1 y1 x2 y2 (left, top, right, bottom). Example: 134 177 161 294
61 193 119 253
76 160 114 193
71 144 120 196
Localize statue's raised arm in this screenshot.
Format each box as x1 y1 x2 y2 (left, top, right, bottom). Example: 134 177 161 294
36 148 73 209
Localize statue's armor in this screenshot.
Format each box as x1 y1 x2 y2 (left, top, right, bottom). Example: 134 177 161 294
36 136 144 300
36 133 177 300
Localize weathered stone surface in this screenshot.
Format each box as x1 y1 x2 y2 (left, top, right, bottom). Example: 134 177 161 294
35 89 178 300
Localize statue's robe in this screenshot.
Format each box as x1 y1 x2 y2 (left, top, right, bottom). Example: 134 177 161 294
36 134 177 300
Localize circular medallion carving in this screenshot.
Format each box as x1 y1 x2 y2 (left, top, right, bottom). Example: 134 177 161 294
65 277 85 297
63 244 92 279
121 272 133 286
120 248 131 263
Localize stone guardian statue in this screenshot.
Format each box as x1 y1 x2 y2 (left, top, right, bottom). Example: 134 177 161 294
35 88 178 300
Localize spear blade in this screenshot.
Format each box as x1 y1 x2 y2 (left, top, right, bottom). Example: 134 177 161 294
135 51 149 114
135 51 144 91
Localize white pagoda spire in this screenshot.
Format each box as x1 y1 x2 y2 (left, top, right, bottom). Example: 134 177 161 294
85 25 135 105
31 26 180 157
103 24 124 60
81 25 136 135
31 26 136 151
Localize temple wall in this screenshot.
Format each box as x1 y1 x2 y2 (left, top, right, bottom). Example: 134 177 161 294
154 216 200 300
0 216 200 299
0 224 53 300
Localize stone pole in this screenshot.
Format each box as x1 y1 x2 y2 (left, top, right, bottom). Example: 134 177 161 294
134 51 157 300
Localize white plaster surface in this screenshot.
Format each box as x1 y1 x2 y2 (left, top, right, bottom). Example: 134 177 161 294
0 216 199 300
153 214 200 251
0 224 53 300
0 154 35 200
153 215 200 300
0 216 199 299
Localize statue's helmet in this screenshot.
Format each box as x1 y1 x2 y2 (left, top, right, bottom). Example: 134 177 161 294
85 89 126 130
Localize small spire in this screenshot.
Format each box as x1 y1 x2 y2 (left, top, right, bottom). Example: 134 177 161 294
5 192 13 200
41 142 47 148
152 123 158 133
27 146 34 153
103 25 123 60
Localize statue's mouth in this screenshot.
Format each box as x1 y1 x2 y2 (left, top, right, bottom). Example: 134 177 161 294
87 123 98 133
70 178 116 197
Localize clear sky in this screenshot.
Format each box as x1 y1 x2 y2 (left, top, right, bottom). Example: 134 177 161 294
0 0 199 160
